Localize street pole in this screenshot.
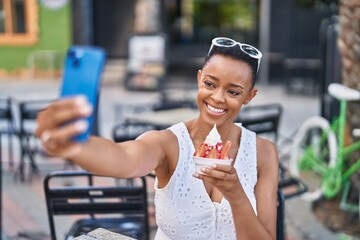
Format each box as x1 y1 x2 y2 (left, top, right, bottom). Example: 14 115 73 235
259 0 271 85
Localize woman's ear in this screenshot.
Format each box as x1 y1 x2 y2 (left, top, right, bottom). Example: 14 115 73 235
197 69 202 84
244 88 258 105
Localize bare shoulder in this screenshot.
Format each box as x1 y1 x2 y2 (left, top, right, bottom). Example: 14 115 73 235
136 128 179 180
256 136 279 174
137 128 179 163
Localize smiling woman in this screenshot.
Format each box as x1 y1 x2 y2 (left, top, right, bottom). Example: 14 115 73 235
35 37 279 240
0 0 38 45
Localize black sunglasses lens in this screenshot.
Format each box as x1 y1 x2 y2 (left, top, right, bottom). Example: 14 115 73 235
215 38 235 46
241 45 259 57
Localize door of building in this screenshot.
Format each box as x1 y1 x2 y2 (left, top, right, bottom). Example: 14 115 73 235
93 0 135 58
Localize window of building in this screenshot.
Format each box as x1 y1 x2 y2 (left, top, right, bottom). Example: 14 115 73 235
0 0 38 45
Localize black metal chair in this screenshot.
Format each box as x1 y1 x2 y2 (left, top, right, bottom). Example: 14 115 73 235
152 101 196 112
44 170 150 240
112 122 156 143
153 89 197 112
277 189 285 240
14 99 53 181
0 97 16 169
237 103 283 143
237 103 307 199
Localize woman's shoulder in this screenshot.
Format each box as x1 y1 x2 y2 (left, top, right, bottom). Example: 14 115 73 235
138 128 179 159
255 136 279 172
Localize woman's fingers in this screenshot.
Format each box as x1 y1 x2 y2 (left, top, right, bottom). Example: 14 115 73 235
51 97 92 124
40 120 88 147
192 164 243 201
201 164 234 179
35 96 92 137
193 164 238 186
35 96 92 158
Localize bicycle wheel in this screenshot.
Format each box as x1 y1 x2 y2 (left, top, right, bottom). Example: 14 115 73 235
289 116 337 201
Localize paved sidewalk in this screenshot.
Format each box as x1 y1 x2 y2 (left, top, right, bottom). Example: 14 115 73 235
0 77 341 240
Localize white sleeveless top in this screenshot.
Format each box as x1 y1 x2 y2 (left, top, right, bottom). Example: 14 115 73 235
154 122 258 240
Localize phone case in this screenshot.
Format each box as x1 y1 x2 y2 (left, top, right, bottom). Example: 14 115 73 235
60 46 106 142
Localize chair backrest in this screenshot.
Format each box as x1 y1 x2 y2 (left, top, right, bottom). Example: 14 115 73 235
112 122 156 142
152 101 196 112
44 170 149 240
236 103 283 143
155 88 197 111
17 99 53 135
277 189 285 240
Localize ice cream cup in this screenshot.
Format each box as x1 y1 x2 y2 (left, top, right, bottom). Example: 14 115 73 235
193 156 232 175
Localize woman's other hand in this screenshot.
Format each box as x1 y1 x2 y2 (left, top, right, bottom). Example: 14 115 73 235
35 96 92 158
193 164 243 202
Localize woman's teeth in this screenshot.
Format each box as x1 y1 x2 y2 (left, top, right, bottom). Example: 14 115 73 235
207 104 225 113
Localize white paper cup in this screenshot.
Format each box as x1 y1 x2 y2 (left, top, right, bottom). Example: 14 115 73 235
193 156 232 174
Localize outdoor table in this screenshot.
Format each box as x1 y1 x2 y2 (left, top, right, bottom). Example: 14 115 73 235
125 107 199 129
74 228 136 240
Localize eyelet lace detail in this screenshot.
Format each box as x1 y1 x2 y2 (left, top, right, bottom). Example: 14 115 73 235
154 123 257 240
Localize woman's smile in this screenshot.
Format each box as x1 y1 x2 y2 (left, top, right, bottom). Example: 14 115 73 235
206 103 227 115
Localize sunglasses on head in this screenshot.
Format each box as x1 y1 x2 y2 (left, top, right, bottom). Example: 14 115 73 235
208 37 262 73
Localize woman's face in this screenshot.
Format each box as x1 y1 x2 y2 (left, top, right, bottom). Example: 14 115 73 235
196 54 257 127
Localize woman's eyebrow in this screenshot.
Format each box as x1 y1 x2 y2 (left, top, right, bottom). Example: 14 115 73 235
204 74 220 82
229 83 244 89
205 74 245 89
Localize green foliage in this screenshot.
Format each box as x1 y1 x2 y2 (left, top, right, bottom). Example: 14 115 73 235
193 0 255 30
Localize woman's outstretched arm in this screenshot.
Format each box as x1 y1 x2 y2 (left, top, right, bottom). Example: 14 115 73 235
35 96 168 178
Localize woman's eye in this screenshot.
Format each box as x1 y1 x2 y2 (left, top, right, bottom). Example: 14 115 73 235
228 90 241 96
204 81 215 88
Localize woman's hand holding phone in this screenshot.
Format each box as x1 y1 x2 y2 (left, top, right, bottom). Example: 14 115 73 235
35 46 105 158
35 96 93 158
59 46 105 142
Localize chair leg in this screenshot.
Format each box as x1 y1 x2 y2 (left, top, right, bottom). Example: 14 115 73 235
14 148 25 182
7 132 14 170
15 137 27 182
26 136 39 181
14 135 39 182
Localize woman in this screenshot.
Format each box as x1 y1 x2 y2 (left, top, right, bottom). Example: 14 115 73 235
36 37 279 240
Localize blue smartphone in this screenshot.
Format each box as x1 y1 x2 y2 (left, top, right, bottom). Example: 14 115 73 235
60 46 106 142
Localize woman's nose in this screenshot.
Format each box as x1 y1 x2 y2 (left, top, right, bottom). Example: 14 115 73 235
211 89 225 102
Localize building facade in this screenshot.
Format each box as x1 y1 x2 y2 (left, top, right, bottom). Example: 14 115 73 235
0 0 72 78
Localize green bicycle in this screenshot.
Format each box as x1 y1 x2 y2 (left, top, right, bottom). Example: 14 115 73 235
289 83 360 213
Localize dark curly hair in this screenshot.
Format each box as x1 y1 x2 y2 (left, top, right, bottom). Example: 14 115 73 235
203 44 260 88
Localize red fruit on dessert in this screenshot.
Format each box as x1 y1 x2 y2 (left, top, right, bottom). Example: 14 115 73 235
194 143 207 157
193 124 232 160
207 147 219 159
194 140 232 160
220 141 231 160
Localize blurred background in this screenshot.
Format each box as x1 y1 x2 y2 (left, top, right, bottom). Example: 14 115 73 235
0 0 359 239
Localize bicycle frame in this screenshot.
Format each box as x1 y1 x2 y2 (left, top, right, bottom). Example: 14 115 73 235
299 97 360 211
324 98 360 212
291 83 360 211
332 99 360 183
